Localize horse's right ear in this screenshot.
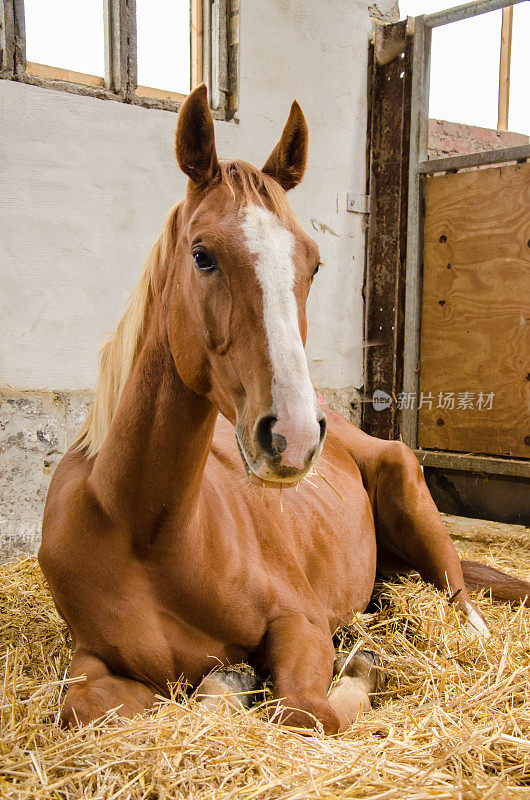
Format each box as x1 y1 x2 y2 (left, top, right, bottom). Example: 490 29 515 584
175 84 219 186
262 100 308 191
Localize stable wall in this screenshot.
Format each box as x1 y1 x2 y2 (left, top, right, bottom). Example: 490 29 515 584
0 0 395 560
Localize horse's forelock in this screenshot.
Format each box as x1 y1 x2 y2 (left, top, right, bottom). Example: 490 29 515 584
218 160 295 227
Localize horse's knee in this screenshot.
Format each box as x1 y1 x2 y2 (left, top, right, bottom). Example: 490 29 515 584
376 443 430 523
60 675 155 727
377 441 423 486
60 689 105 728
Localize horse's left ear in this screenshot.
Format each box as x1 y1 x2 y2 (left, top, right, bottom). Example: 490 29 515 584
175 83 219 186
262 101 308 191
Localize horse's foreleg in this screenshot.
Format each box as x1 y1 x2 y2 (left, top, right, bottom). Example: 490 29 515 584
371 441 489 638
60 650 156 727
265 612 340 734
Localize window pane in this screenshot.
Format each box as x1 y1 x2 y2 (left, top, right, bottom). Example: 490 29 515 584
136 0 190 95
24 0 104 77
398 0 450 15
399 1 528 134
428 10 502 130
509 2 530 135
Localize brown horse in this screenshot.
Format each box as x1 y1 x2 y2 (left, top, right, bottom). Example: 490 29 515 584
39 85 530 734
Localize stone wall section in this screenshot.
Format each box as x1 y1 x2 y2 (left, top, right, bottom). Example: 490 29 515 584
0 391 91 562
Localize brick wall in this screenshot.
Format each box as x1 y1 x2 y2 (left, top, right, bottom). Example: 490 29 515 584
428 119 529 158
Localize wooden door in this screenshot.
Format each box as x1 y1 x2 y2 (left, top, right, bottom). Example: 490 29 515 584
418 162 530 458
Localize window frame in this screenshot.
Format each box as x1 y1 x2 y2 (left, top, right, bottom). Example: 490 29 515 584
0 0 234 118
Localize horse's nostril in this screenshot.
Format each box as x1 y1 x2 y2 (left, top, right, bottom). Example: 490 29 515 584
255 413 325 465
255 415 277 457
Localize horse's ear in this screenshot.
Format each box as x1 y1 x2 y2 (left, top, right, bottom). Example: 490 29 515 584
262 101 308 191
175 83 219 186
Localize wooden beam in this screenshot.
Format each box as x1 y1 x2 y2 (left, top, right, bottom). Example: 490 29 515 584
415 450 530 479
191 0 203 88
497 4 513 131
26 62 104 87
136 84 186 103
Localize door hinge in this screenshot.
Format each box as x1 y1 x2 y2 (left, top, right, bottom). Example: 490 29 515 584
346 193 370 214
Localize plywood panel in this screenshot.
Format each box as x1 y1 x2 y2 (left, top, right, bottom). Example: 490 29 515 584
418 162 530 458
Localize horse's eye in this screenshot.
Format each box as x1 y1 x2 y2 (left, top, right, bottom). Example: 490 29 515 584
312 262 321 280
193 249 218 273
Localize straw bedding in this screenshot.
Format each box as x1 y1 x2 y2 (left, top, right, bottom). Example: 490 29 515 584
1 515 529 799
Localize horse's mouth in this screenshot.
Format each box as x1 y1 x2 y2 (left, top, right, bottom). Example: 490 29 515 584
235 434 306 490
246 471 301 490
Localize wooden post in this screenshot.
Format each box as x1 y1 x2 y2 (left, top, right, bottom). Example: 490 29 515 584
191 0 203 88
104 0 137 98
362 21 412 440
497 4 513 131
0 0 16 75
0 0 25 76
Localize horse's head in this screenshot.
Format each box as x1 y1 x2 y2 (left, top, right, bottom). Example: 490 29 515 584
169 84 325 487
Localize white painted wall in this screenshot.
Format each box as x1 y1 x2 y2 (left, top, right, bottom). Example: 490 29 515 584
0 0 389 392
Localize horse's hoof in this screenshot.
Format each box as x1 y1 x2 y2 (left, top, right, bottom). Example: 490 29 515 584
334 650 387 693
196 667 260 710
273 695 340 735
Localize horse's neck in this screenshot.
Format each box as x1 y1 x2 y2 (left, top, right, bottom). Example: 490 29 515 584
88 332 217 545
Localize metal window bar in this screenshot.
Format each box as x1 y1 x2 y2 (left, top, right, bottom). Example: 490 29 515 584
401 0 530 450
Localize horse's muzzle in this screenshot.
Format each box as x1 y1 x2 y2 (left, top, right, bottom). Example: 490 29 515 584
236 409 326 485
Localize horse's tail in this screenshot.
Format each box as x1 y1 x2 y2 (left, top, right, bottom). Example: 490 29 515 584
461 560 530 607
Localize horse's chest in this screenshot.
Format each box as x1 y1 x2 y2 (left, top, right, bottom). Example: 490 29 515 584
149 545 270 670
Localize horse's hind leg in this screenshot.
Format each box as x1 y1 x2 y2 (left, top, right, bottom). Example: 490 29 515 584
328 651 387 731
60 650 156 727
331 414 490 635
370 441 489 637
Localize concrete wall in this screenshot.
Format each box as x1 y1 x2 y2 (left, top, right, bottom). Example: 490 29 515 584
0 0 394 560
1 1 382 392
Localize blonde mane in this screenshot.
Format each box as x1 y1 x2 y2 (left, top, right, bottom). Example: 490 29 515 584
76 161 294 459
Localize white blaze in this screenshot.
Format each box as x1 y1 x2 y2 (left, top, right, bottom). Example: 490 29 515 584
241 205 320 469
